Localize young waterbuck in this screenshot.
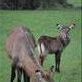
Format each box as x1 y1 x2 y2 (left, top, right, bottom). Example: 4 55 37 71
38 23 75 72
6 26 54 82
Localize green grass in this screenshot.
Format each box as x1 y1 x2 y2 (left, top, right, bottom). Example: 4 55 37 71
0 1 81 82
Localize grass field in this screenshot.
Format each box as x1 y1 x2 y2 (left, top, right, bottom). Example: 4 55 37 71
0 0 81 82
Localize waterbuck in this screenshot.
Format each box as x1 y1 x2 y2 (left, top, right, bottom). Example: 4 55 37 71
6 26 54 82
38 23 75 72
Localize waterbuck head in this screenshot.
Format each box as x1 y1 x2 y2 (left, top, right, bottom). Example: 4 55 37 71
57 23 75 46
35 65 55 82
57 23 75 31
57 23 75 36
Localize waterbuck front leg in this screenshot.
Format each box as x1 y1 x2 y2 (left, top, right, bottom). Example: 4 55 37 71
17 67 22 82
10 64 16 82
23 69 30 82
55 51 61 73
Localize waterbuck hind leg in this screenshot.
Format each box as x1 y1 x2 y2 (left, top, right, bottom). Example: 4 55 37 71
23 69 30 82
10 64 16 82
17 67 22 82
39 55 45 66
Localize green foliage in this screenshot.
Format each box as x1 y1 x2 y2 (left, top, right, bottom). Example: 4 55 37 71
0 0 81 9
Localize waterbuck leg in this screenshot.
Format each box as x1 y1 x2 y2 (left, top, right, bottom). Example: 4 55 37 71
17 67 22 82
55 54 58 72
39 55 45 66
10 64 16 82
57 54 61 72
55 51 61 72
23 69 30 82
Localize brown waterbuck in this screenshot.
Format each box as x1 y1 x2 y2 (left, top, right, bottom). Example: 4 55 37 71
6 26 54 82
38 23 75 72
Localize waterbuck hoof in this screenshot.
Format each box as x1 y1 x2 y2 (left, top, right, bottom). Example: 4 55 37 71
57 70 60 73
55 68 60 73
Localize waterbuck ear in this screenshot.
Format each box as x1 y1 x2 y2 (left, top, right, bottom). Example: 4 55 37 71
56 24 63 30
69 23 75 29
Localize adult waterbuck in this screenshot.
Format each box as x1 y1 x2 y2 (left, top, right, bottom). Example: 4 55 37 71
38 23 75 72
6 26 54 82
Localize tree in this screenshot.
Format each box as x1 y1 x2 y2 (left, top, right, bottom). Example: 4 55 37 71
0 0 73 10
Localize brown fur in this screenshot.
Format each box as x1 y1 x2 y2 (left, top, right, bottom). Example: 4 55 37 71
38 24 75 72
6 26 54 82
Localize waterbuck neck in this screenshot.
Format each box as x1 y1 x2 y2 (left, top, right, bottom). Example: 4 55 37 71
59 32 70 47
